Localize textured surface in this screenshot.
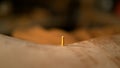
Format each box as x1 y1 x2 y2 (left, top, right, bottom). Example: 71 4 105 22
0 34 120 68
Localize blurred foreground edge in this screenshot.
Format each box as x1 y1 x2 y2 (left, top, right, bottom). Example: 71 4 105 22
0 34 120 68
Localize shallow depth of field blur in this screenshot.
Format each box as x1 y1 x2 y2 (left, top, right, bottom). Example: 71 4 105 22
0 0 120 45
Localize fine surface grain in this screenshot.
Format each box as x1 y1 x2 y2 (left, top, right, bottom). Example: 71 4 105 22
0 34 120 68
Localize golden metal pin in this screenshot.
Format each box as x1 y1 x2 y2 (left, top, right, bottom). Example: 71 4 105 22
61 36 64 47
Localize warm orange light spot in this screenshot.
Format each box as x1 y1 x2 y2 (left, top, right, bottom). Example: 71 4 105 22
61 36 64 47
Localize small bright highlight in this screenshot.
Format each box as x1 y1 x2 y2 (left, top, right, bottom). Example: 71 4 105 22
61 36 64 47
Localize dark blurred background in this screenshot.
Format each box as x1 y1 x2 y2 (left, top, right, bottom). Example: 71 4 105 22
0 0 120 44
0 0 80 34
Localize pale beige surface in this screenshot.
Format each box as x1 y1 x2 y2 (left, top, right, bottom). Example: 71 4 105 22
0 34 120 68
